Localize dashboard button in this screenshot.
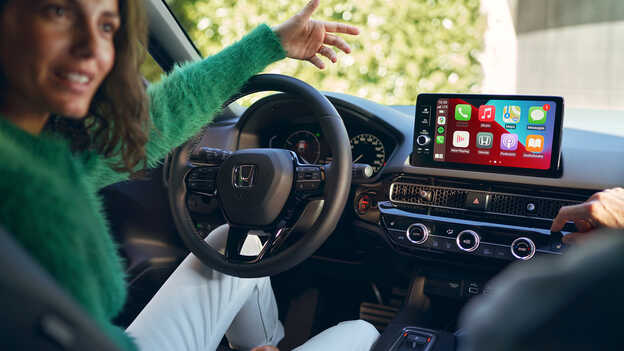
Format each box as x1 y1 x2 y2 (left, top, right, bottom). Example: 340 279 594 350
494 246 513 260
416 135 431 146
511 237 536 260
478 244 495 257
406 223 430 245
430 237 441 249
441 237 458 252
465 192 488 211
456 230 480 252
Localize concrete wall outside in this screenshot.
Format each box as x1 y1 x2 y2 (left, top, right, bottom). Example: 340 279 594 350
480 0 624 111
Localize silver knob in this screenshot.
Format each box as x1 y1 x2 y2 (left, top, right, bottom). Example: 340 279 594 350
456 230 480 252
416 135 431 146
511 237 536 260
406 223 430 245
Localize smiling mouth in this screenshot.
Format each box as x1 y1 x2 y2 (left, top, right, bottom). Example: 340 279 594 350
55 70 95 93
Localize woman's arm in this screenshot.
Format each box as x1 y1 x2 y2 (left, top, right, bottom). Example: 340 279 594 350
143 24 285 167
89 25 284 189
91 0 359 189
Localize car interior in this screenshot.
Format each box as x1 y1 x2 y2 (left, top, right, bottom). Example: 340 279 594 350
2 0 624 350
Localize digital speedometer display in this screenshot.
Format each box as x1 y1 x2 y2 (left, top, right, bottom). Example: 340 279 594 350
284 130 321 164
350 133 386 174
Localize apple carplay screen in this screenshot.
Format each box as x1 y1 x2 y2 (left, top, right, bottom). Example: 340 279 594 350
414 94 564 177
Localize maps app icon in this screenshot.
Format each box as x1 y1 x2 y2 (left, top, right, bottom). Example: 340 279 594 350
503 105 521 123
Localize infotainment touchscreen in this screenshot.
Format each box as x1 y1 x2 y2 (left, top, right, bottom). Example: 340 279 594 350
410 94 564 177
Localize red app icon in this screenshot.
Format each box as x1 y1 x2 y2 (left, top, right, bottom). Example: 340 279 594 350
478 105 495 122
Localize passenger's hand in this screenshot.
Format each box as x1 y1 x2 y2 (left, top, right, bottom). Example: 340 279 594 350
551 187 624 243
272 0 359 69
251 346 279 351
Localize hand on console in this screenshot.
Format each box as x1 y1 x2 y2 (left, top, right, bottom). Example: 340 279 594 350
551 187 624 243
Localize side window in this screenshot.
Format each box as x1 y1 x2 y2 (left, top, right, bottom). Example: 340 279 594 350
140 52 165 83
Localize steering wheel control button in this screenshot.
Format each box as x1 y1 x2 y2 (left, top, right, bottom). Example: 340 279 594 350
511 237 536 260
406 223 430 245
456 230 480 252
416 135 431 147
464 192 488 211
295 166 322 193
189 181 216 193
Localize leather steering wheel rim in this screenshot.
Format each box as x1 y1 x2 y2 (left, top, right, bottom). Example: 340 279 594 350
168 74 352 277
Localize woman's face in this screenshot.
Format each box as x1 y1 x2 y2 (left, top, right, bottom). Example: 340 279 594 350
0 0 120 118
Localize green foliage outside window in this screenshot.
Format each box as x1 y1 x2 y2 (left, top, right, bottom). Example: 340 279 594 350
157 0 486 105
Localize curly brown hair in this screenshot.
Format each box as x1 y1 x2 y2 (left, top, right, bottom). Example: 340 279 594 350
1 0 151 175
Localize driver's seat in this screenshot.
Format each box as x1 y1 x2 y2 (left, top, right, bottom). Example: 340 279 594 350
458 228 624 351
0 225 122 351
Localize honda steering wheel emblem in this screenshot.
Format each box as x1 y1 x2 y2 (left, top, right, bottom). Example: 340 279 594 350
233 164 256 189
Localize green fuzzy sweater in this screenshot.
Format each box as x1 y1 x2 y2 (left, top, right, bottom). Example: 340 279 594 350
0 25 284 350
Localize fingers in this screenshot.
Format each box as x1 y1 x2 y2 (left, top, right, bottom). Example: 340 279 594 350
550 202 593 232
308 55 325 69
298 0 320 20
321 20 360 35
324 33 351 54
250 346 279 351
562 231 592 244
318 45 337 63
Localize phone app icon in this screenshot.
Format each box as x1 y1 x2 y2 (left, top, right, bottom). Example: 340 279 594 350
478 105 495 122
476 132 493 149
528 106 547 124
436 135 445 144
437 116 446 125
526 135 545 153
503 105 521 123
500 133 518 151
452 131 470 148
455 104 471 121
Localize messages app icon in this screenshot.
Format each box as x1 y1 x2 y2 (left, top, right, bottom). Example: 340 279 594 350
528 106 547 124
455 104 471 121
503 105 521 123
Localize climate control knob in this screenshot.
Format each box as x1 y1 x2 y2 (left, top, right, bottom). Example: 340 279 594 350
511 237 536 260
406 223 430 245
456 230 480 252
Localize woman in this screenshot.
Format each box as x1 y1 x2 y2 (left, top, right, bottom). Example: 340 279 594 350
0 0 379 350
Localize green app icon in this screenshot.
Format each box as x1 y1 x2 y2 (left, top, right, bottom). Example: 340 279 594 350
437 126 445 134
528 106 547 124
455 104 471 121
436 135 445 144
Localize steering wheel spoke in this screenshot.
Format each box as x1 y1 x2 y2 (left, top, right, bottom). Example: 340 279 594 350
294 164 325 198
225 226 251 261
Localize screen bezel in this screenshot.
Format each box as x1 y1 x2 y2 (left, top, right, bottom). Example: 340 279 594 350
410 93 564 178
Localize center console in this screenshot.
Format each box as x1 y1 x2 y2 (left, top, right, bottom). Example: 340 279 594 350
377 175 584 266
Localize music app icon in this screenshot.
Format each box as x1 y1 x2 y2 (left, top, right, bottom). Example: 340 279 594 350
478 105 495 122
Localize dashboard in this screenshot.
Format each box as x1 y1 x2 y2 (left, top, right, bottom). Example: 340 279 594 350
196 91 624 279
236 93 398 177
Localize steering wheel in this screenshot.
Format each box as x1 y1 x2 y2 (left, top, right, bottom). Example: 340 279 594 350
167 74 352 278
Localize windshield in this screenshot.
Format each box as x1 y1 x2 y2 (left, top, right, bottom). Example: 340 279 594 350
163 0 623 111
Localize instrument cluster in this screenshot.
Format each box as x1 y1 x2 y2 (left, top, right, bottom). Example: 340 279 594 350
267 123 393 176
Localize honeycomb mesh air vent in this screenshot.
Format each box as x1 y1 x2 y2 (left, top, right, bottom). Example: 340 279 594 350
390 182 580 220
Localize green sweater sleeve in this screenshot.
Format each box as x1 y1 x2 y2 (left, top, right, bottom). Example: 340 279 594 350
91 24 285 189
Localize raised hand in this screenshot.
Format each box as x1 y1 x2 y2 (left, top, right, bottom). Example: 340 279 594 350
272 0 359 69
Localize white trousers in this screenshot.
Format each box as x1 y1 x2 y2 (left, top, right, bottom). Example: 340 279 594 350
126 225 379 351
